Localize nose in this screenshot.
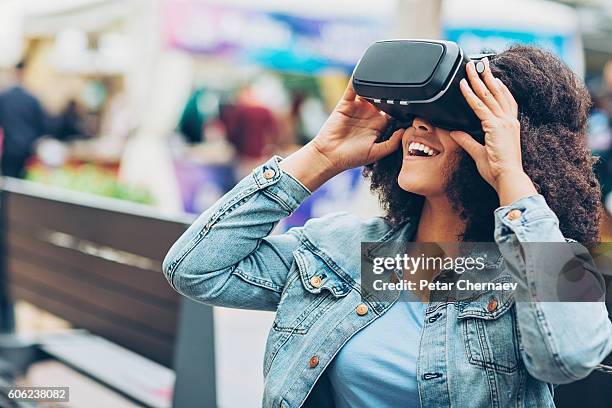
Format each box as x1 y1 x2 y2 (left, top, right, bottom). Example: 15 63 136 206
412 117 433 133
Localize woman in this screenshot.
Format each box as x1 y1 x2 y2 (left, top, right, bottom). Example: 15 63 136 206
163 46 612 407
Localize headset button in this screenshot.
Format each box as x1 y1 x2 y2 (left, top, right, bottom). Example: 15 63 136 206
475 60 486 74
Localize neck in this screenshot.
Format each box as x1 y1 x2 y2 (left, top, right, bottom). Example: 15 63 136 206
414 195 464 243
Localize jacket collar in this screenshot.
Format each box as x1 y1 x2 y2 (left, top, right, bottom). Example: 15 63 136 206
300 216 416 285
301 214 504 306
364 218 418 262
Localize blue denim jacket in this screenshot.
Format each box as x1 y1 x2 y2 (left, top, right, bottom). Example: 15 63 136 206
163 156 612 408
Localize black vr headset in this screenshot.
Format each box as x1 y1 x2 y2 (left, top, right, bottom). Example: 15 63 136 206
352 39 495 141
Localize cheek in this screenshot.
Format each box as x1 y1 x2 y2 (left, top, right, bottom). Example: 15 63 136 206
440 151 462 185
439 131 461 153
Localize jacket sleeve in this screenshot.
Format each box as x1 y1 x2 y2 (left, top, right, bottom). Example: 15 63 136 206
163 155 311 311
494 194 612 384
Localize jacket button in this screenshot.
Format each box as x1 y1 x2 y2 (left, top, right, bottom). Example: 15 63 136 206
263 169 276 180
507 209 522 221
487 296 498 313
309 355 319 368
310 276 322 288
355 303 369 316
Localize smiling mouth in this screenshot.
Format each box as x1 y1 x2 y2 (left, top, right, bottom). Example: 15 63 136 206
407 141 441 157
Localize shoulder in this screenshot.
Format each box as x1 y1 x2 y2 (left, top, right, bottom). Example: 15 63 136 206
1 86 32 102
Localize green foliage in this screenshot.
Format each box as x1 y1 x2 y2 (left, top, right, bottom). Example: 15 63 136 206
25 164 155 205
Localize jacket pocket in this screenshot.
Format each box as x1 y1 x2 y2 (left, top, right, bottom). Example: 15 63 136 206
264 247 352 377
457 285 520 373
272 247 351 335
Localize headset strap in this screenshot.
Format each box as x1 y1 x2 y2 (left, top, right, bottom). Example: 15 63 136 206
596 363 612 375
468 53 497 60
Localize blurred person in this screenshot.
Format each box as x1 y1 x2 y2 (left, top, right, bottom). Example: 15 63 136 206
219 101 278 156
601 60 612 123
51 99 90 142
590 62 612 216
219 86 280 175
0 61 47 178
589 96 612 200
163 46 612 407
179 88 206 144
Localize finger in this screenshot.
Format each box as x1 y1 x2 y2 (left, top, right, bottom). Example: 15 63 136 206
341 76 357 102
481 58 509 112
466 61 504 116
363 108 392 131
449 130 486 161
496 79 519 118
370 128 404 161
460 78 493 121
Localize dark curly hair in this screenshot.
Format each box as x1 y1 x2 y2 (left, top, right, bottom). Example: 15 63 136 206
363 45 601 242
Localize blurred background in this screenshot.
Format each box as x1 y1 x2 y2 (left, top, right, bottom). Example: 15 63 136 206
0 0 611 407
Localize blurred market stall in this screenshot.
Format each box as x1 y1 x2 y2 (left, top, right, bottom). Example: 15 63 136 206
0 1 611 406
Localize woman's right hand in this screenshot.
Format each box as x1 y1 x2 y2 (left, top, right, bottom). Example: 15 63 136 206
311 80 403 173
280 80 403 191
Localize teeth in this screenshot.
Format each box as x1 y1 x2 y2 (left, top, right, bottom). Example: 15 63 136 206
408 141 439 156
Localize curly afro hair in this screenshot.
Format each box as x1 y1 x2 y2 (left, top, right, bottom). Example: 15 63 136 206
363 45 601 242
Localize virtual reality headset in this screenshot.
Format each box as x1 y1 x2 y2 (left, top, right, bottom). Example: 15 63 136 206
352 39 495 140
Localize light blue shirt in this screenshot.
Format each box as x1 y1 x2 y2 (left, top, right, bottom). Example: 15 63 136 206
327 291 426 408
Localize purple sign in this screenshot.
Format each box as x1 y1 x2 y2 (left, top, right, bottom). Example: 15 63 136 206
161 1 389 74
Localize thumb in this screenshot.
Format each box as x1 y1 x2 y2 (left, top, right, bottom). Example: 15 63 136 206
369 128 404 162
449 131 485 161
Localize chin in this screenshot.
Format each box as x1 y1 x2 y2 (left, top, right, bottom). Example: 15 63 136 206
398 174 438 196
397 163 446 196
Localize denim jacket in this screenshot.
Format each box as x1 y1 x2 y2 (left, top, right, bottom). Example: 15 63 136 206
163 156 612 408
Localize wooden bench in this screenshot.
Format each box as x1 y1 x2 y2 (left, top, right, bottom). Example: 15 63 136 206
0 177 216 407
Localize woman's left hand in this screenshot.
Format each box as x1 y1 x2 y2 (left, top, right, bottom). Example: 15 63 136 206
449 58 538 205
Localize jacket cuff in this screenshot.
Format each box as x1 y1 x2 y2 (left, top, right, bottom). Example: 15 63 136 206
494 194 559 241
251 155 311 212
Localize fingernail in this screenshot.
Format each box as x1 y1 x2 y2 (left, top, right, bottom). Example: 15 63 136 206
460 78 467 86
